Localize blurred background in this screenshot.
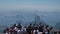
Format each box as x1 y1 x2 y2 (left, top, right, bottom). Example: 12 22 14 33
0 0 60 34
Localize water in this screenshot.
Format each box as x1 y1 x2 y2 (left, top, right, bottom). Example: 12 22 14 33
0 11 60 26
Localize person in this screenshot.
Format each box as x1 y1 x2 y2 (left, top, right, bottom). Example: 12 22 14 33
38 23 43 34
45 25 50 34
22 27 27 34
16 23 23 34
27 23 32 34
45 25 53 34
58 31 60 34
33 25 39 34
13 24 17 34
43 26 47 34
3 28 9 34
54 31 57 34
9 27 15 34
17 23 22 29
17 29 23 34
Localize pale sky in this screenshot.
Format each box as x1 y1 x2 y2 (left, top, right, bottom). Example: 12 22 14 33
0 0 60 11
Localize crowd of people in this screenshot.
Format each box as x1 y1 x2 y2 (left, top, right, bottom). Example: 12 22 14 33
3 23 55 34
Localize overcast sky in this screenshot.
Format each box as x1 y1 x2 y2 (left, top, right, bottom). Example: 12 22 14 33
0 0 60 11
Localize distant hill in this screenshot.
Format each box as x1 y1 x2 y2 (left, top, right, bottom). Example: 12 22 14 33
0 11 60 26
0 11 46 26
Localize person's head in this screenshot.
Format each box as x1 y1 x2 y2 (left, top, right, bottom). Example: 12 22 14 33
10 27 13 29
50 27 53 30
46 25 49 27
39 23 41 25
58 31 60 33
30 23 32 26
33 24 35 26
54 31 57 33
45 25 49 29
14 24 16 26
18 23 21 25
13 24 16 28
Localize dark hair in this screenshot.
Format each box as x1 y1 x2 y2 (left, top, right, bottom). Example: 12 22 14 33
58 31 60 33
